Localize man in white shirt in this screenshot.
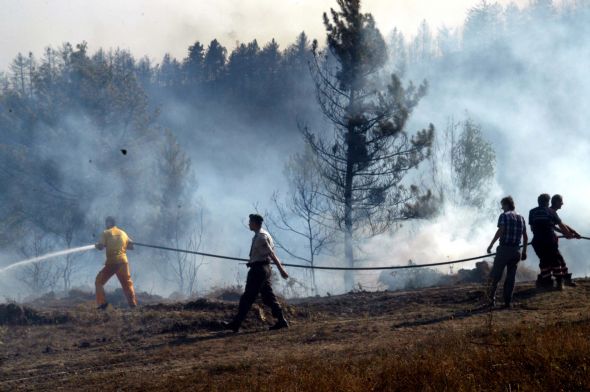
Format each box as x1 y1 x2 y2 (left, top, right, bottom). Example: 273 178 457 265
223 214 289 332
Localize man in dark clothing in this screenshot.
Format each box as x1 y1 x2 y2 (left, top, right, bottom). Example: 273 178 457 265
550 194 581 287
486 196 528 308
529 193 573 290
223 214 290 332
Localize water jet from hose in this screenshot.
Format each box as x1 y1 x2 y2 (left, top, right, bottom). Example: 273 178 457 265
0 245 95 275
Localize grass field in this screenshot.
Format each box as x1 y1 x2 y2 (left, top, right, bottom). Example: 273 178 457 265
1 279 590 391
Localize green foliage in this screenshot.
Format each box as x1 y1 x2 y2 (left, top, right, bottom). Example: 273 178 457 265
429 116 497 213
322 0 387 91
203 39 227 82
183 41 205 84
452 119 496 208
301 0 435 289
308 2 433 236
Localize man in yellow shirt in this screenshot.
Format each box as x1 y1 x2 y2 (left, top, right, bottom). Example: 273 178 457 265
94 216 137 309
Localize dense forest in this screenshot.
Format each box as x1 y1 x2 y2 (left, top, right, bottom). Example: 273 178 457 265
1 0 589 298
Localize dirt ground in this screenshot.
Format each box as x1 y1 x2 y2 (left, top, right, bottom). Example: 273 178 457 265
1 279 589 391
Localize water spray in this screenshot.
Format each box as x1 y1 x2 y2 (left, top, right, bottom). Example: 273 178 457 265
0 245 95 274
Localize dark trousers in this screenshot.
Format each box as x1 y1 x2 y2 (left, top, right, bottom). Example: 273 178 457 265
234 263 284 325
489 245 520 305
532 239 563 279
555 246 570 277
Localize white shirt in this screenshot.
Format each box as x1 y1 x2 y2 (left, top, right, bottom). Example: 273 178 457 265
249 228 275 262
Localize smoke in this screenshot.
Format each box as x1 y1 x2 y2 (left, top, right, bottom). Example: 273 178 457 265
309 1 590 291
387 1 590 282
0 0 534 71
3 1 590 301
355 203 493 289
153 96 311 292
366 205 494 266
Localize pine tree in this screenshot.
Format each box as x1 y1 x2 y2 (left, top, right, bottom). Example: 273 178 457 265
451 119 496 208
227 40 260 101
388 28 407 76
183 41 205 84
158 53 182 87
203 39 227 82
304 0 434 290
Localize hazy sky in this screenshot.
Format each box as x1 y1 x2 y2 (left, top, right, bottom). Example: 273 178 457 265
1 0 530 71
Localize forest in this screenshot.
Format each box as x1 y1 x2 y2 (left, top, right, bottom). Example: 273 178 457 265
1 0 589 299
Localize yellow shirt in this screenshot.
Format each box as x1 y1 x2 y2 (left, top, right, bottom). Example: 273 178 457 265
99 226 131 264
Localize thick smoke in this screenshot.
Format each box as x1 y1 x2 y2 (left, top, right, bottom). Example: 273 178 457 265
2 1 590 300
365 1 590 291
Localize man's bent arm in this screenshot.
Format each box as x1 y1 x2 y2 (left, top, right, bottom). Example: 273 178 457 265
556 223 573 238
487 227 504 253
564 224 581 238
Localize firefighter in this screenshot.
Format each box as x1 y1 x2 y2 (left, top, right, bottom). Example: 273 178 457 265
94 216 137 309
529 194 573 290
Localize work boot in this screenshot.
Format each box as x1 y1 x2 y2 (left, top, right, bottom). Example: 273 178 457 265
221 320 240 333
269 317 289 331
564 273 577 287
555 277 564 291
536 275 553 291
97 303 109 311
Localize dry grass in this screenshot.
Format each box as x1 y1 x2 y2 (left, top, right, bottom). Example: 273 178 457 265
186 320 590 392
2 280 590 391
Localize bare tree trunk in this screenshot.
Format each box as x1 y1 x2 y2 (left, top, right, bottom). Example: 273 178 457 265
28 52 34 99
308 229 318 295
62 254 72 292
62 232 74 292
343 149 355 291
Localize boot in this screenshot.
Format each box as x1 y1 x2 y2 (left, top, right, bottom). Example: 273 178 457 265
564 273 577 287
221 320 241 333
536 275 553 291
269 316 289 331
484 298 496 309
555 277 564 291
97 302 109 311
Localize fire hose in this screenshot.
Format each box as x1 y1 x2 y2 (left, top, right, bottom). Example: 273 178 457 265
133 236 590 271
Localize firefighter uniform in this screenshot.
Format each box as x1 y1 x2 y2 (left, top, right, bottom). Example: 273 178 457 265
95 226 137 307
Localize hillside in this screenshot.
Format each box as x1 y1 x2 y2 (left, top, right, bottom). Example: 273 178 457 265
1 279 590 391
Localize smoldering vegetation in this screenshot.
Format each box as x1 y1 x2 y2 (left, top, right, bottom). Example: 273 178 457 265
379 260 537 292
1 0 589 301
